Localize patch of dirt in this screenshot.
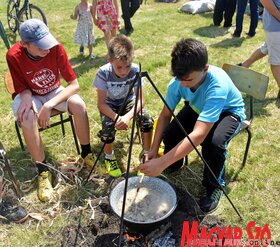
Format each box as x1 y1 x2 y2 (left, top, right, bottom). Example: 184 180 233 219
57 183 224 247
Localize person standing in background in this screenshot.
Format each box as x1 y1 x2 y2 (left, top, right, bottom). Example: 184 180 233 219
71 0 95 59
120 0 141 36
260 0 280 106
213 0 237 27
92 0 120 49
233 0 259 37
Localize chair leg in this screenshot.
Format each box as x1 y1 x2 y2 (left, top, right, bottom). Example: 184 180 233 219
15 121 24 151
59 113 66 137
69 115 80 155
242 127 252 168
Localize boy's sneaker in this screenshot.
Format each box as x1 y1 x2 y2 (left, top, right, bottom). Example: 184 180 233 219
199 187 223 213
0 200 29 223
90 53 95 59
105 156 122 177
79 46 84 55
38 171 53 202
83 153 96 168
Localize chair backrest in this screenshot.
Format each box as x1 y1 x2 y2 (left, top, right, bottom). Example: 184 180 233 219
4 71 15 95
222 63 269 100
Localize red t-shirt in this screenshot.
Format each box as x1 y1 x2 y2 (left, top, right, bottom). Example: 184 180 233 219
6 42 76 99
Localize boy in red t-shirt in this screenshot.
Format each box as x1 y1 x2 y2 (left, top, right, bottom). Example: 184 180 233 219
6 19 95 202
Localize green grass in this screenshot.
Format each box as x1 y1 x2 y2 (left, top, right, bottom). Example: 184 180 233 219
1 0 280 245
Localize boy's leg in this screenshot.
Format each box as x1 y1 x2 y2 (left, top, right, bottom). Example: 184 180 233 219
66 95 95 167
136 108 154 152
98 113 121 177
163 101 198 172
13 95 53 202
199 113 241 213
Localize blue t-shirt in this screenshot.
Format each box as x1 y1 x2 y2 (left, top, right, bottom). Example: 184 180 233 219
165 65 246 123
93 63 144 106
263 0 280 32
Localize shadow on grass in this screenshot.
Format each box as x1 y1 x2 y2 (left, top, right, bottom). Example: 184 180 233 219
193 24 232 38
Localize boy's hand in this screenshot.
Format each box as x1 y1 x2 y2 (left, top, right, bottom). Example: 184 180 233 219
136 158 164 177
146 149 158 160
115 115 130 130
38 104 52 129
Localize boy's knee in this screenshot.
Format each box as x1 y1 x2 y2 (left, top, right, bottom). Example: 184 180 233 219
97 130 115 144
19 110 37 129
137 110 153 132
68 95 87 113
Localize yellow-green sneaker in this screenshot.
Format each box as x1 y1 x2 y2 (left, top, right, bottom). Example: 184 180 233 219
105 157 122 177
38 171 53 202
83 153 96 168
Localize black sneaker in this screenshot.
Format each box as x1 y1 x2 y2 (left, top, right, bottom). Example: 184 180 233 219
276 90 280 108
232 32 241 38
199 188 223 213
0 200 28 223
124 28 134 36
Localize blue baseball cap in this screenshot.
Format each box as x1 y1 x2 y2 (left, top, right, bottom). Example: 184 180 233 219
19 19 58 50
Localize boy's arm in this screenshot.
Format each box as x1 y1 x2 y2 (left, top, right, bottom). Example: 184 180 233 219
97 88 118 121
38 79 79 129
149 105 172 159
70 5 79 20
260 0 280 21
139 120 214 176
115 87 144 130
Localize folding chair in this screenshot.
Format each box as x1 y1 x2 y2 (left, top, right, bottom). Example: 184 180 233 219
222 63 269 168
4 71 80 154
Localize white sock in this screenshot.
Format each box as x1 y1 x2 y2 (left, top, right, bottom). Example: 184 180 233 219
105 151 114 160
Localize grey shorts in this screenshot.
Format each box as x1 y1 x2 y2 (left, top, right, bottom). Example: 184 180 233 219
13 86 82 116
265 31 280 65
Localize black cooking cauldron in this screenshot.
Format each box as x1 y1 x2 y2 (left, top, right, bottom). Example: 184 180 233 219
109 176 177 235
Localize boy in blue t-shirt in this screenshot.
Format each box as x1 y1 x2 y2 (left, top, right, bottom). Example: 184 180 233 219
93 35 153 177
138 38 245 213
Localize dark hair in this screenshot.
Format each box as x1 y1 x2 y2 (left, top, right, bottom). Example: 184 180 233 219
108 35 134 63
171 38 208 79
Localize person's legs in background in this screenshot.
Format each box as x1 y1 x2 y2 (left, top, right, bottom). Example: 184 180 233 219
239 43 267 67
247 0 259 37
121 0 133 34
233 0 248 37
223 0 237 27
130 0 140 18
213 0 226 26
266 31 280 106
